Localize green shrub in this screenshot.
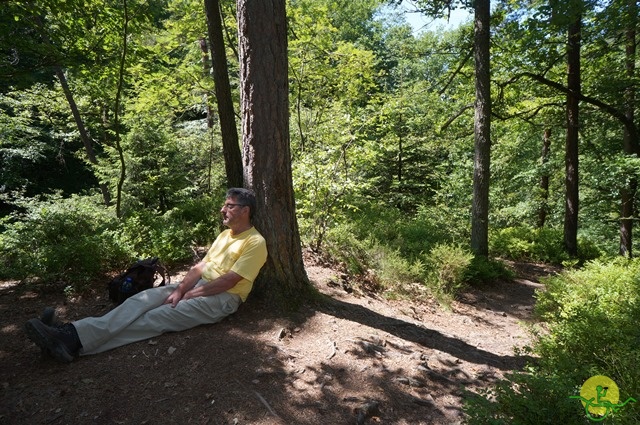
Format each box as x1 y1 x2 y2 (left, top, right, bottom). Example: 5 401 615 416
313 201 464 262
0 194 126 285
0 193 222 291
414 203 470 245
490 226 564 263
369 242 425 286
322 221 373 275
114 196 221 266
320 219 428 295
316 204 512 303
465 255 514 285
535 259 640 378
463 370 583 425
490 226 601 264
424 243 473 305
576 237 602 262
463 258 640 424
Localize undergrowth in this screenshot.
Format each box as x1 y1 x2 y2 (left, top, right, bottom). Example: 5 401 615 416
306 203 515 305
0 193 220 291
3 194 603 307
463 258 640 424
490 226 601 265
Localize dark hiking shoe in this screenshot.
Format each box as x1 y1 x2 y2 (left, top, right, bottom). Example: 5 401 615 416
40 307 57 326
37 307 61 357
25 319 81 363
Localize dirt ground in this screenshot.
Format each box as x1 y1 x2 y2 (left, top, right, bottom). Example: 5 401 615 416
0 254 557 425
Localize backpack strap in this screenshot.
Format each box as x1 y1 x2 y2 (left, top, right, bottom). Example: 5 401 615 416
153 260 169 286
126 257 170 287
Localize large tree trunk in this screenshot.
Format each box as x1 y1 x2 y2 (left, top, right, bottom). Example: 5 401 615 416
237 0 312 308
204 0 243 188
564 17 581 257
537 128 551 228
470 0 491 257
620 0 637 257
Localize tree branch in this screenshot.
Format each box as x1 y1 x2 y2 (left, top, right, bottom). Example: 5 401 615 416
519 71 638 142
440 103 473 132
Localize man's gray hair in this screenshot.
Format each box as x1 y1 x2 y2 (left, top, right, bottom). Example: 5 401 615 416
226 187 257 219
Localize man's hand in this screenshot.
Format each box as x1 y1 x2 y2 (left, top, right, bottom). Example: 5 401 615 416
164 261 206 307
164 287 184 308
163 270 243 307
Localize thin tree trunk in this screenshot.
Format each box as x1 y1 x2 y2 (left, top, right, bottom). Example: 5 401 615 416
537 128 551 228
620 0 637 257
237 0 311 308
564 16 581 257
204 0 243 188
398 131 403 183
34 15 111 207
113 0 129 218
470 0 491 257
199 37 215 129
198 37 215 192
55 67 111 206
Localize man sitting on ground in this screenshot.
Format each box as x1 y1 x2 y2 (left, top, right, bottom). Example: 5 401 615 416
25 187 268 363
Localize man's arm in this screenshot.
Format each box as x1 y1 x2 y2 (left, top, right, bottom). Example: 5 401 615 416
164 261 206 307
181 271 243 300
164 261 244 307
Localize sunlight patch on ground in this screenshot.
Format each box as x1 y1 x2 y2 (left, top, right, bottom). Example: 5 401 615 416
2 324 20 334
0 281 20 290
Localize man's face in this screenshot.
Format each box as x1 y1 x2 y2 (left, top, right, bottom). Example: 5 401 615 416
220 197 248 227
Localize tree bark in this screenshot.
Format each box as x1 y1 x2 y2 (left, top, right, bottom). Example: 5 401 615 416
620 0 637 257
237 0 312 308
204 0 243 189
564 16 581 257
198 37 215 130
470 0 491 257
537 128 551 228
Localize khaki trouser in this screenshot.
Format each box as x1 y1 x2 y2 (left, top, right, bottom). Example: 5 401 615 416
73 280 242 355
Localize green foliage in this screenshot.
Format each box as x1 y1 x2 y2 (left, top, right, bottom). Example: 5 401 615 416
463 258 640 424
0 193 222 291
490 226 602 264
423 243 473 305
311 201 511 304
0 88 96 203
490 226 566 263
466 255 514 285
535 259 640 369
374 245 425 287
0 194 125 285
114 196 221 264
463 371 583 425
321 220 373 275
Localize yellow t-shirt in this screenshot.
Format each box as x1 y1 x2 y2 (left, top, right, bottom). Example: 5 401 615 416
201 227 267 301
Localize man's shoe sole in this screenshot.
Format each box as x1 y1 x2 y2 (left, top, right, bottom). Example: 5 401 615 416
24 319 75 363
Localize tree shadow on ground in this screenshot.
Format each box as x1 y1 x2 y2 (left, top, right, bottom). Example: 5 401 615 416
315 295 532 371
0 276 533 424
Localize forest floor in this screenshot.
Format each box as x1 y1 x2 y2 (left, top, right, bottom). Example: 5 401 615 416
0 252 559 425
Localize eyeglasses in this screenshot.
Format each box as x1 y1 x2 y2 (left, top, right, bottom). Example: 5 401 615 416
221 203 246 210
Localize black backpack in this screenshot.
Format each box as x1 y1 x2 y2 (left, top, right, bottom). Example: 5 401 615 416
108 257 169 305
